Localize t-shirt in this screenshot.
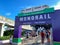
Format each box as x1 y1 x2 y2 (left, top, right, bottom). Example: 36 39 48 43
41 32 45 37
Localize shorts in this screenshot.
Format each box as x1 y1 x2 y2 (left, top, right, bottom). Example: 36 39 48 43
46 35 49 39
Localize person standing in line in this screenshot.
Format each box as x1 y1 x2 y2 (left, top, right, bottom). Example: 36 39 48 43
40 30 45 44
46 29 51 43
10 35 13 45
31 30 36 37
26 32 29 39
39 27 45 44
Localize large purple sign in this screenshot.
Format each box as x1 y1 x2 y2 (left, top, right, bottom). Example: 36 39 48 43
14 9 60 42
51 10 60 42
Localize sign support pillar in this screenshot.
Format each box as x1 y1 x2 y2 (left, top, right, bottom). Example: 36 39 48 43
12 17 22 45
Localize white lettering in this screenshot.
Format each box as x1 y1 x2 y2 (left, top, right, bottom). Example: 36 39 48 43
24 17 26 21
35 15 39 20
39 15 43 19
31 16 34 20
21 5 49 13
44 14 47 19
27 17 30 20
20 18 23 21
19 14 51 22
48 14 51 19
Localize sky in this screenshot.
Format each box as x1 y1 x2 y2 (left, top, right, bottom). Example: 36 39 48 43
0 0 60 20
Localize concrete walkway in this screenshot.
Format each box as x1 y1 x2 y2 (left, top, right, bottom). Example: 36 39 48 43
0 40 10 45
0 36 53 45
22 36 53 45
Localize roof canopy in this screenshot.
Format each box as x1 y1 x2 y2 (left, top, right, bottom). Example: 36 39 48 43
18 8 54 17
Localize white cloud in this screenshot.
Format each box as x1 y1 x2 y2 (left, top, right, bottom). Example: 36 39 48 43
53 1 60 10
26 6 32 8
5 13 11 16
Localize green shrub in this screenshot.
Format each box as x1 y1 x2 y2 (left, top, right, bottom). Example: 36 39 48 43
4 30 14 36
21 31 25 37
0 36 10 40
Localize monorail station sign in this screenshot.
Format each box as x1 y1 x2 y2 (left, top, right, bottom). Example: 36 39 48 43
19 14 51 21
18 13 51 25
12 7 60 45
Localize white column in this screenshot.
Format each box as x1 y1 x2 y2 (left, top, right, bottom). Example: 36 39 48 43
0 23 5 37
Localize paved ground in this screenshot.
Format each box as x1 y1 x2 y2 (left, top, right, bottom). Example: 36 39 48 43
0 35 53 45
1 42 53 45
0 42 53 45
21 36 53 45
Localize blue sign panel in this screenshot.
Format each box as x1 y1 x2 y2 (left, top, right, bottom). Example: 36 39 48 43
16 13 52 25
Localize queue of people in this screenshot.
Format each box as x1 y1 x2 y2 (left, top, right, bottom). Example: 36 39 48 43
37 27 51 44
25 26 51 44
25 30 37 39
